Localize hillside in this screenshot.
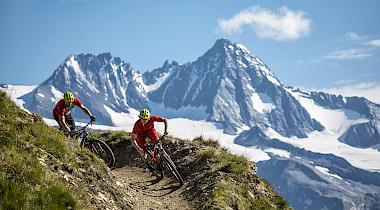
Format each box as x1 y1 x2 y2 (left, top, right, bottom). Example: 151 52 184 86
0 90 290 209
0 90 135 209
98 131 290 209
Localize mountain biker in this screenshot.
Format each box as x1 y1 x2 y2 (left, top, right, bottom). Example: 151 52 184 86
130 109 168 163
53 91 96 133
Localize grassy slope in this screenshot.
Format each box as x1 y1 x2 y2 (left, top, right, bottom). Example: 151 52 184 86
193 137 290 209
0 91 78 209
0 90 132 209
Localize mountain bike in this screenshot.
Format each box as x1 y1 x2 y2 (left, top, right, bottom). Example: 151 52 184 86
144 135 184 185
69 120 115 168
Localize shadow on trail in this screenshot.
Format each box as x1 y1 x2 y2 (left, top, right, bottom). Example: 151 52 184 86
132 176 182 197
109 141 142 169
145 177 162 186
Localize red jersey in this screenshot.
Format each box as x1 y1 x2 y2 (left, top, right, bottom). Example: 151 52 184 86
132 115 165 136
53 98 82 116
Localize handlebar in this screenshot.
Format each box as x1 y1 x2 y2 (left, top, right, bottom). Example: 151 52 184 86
68 120 94 138
79 120 94 132
159 135 166 141
144 135 166 151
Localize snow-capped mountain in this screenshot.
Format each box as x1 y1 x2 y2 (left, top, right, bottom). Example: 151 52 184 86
236 126 380 209
308 91 380 148
144 38 379 147
146 38 324 137
9 38 380 209
21 53 146 125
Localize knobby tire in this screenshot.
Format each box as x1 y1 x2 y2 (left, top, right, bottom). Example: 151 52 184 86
162 153 183 185
87 139 115 168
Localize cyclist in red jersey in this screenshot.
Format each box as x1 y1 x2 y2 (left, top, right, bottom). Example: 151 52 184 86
131 109 168 162
53 91 96 133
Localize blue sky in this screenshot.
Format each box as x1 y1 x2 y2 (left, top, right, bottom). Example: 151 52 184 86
1 0 380 102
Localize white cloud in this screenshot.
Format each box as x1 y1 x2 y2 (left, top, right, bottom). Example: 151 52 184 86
343 32 380 47
332 80 355 85
310 82 380 105
322 49 371 60
216 6 311 41
367 39 380 47
344 32 359 40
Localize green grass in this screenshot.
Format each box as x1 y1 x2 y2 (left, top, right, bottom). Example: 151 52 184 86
206 179 250 209
0 91 86 209
93 130 131 144
196 136 291 209
197 136 250 177
194 136 220 148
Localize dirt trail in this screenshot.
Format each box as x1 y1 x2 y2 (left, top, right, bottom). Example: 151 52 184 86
109 139 197 209
113 166 191 209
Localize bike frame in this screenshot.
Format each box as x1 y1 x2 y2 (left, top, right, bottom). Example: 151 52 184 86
144 136 183 185
68 121 94 145
144 137 165 167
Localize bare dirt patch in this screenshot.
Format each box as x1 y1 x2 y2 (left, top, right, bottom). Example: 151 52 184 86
113 166 190 209
109 138 196 209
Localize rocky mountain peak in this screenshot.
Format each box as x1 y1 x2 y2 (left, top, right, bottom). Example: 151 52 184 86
212 37 233 50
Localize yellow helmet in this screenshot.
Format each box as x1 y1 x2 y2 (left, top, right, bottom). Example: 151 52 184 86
64 92 74 102
139 109 150 119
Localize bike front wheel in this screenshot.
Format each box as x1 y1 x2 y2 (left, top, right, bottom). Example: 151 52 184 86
162 153 183 185
87 139 115 168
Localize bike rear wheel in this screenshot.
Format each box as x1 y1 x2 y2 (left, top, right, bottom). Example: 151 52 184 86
87 139 115 168
145 150 164 179
162 153 183 185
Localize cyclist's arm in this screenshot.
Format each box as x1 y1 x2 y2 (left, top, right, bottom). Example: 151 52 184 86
80 104 95 121
130 133 144 156
79 104 94 118
163 118 168 136
58 115 70 133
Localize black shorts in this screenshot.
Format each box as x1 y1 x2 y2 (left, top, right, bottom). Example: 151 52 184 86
53 113 75 130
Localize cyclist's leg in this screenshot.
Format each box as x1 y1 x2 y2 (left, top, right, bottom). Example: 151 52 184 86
136 134 149 162
65 112 76 131
136 134 147 149
143 130 160 170
147 129 160 144
53 114 64 130
146 131 164 177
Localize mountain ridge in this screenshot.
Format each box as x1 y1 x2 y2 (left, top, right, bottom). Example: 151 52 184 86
146 38 325 136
